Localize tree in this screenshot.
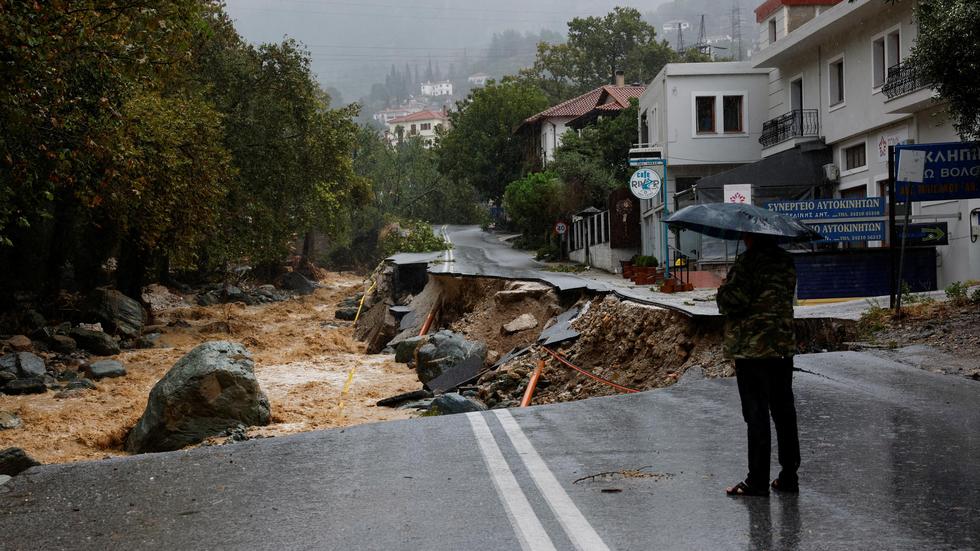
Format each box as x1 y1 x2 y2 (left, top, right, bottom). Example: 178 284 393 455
503 172 564 239
903 0 980 139
438 79 549 201
520 7 679 102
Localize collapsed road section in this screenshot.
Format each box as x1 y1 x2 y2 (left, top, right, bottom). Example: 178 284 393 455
354 254 857 413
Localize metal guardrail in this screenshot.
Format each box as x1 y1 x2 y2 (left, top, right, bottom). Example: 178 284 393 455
759 109 819 148
882 61 927 99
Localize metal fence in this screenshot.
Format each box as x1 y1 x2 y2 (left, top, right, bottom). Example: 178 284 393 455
569 210 610 251
882 61 927 99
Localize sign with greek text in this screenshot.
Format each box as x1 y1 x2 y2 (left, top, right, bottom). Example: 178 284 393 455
812 221 887 242
895 142 980 201
765 197 884 220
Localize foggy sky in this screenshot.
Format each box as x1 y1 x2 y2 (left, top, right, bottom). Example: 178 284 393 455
225 0 675 100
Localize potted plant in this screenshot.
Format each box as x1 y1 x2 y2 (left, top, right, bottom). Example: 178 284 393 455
631 256 659 285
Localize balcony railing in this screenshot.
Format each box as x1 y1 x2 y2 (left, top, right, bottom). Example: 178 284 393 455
882 61 927 99
759 109 819 148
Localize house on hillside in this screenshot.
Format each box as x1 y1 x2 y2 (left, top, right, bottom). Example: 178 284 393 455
695 0 975 296
633 62 770 268
517 72 646 168
420 80 453 97
467 73 490 87
385 109 449 147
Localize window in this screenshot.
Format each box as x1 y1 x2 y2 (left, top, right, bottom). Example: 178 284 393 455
768 19 777 44
843 142 867 172
639 110 649 145
829 58 845 106
420 123 432 131
410 124 417 135
723 95 744 132
695 96 715 133
873 38 886 89
873 29 901 90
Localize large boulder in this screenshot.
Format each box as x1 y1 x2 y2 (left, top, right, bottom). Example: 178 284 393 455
85 360 126 380
0 448 40 476
393 336 425 364
0 352 46 379
278 271 317 295
86 288 146 338
415 330 487 385
70 327 120 356
125 341 270 454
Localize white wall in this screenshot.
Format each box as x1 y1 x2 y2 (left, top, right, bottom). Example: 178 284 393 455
540 117 574 163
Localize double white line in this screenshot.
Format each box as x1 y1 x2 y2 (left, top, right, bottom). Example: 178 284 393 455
466 410 611 551
440 225 454 273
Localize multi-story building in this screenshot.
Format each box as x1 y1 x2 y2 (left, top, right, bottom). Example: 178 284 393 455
747 0 976 286
634 62 770 266
420 80 453 97
467 73 490 87
385 110 449 147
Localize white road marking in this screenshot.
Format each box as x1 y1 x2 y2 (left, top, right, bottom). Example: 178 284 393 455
494 409 611 551
441 225 454 273
466 412 557 551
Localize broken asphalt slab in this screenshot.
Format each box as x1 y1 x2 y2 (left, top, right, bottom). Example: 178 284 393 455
1 350 977 550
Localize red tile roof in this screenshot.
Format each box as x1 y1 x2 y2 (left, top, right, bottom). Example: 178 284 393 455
754 0 842 23
520 84 646 128
388 110 448 124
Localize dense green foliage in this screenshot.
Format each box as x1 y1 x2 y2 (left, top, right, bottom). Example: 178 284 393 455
502 172 564 240
438 79 550 201
519 7 691 103
903 0 980 139
0 2 365 297
377 220 449 259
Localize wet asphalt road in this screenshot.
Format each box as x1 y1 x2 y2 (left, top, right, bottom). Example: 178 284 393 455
2 352 978 550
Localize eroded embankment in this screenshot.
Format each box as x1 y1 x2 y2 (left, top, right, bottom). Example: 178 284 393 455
359 269 858 408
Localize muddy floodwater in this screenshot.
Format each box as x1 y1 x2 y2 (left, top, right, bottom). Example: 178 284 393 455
0 274 420 464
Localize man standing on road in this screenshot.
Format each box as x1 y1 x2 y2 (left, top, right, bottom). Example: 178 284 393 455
716 234 800 497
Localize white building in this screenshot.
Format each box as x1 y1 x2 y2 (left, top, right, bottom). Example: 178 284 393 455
635 62 770 266
420 80 453 97
386 110 449 147
518 73 645 167
467 73 490 87
751 0 977 286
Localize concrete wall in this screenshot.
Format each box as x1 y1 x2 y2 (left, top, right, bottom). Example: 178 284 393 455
569 244 636 274
540 117 574 163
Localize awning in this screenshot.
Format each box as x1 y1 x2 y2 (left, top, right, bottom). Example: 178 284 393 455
694 143 834 205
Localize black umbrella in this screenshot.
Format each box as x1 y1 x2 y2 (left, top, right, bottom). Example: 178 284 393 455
665 202 823 242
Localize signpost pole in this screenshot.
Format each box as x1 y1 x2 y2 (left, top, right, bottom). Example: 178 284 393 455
888 145 897 309
662 160 670 279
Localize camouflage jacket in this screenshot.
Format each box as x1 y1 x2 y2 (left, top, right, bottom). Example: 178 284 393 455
716 243 797 359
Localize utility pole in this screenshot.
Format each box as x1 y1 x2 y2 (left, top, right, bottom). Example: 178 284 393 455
676 22 684 52
696 15 711 57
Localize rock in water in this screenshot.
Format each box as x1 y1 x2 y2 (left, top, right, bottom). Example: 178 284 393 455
0 412 22 430
1 378 46 395
85 360 126 380
430 393 488 414
86 288 146 338
125 341 271 453
70 328 120 356
502 314 538 335
334 307 359 321
278 271 317 295
0 352 46 379
0 447 40 476
393 336 426 364
5 335 32 352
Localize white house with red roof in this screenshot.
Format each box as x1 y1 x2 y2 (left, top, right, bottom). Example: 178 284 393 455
517 73 646 166
385 109 450 147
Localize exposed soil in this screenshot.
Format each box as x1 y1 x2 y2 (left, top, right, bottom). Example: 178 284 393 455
858 301 980 379
0 274 420 464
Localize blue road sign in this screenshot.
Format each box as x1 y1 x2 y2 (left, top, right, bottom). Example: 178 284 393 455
765 197 884 220
895 142 980 201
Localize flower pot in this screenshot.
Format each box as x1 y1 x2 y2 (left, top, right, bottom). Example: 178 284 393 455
620 260 634 279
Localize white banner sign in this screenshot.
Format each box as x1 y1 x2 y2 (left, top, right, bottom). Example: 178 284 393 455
724 184 752 204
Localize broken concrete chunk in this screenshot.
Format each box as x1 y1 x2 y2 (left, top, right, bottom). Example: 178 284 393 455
493 281 552 304
125 341 270 454
85 360 126 380
502 314 538 335
430 393 488 414
376 389 433 408
0 447 41 476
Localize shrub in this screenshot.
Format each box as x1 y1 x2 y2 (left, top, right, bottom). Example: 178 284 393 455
971 287 980 304
378 219 449 258
945 281 969 305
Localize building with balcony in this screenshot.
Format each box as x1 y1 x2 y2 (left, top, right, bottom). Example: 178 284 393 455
420 80 453 97
633 62 770 266
745 0 976 286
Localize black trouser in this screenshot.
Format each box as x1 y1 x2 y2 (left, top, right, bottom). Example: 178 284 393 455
734 358 800 489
